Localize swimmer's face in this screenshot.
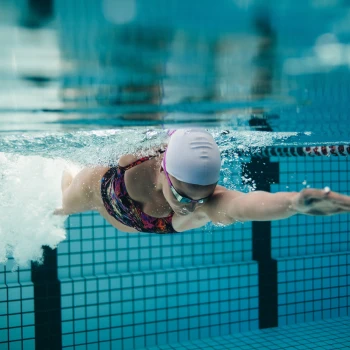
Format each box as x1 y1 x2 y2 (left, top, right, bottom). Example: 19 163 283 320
163 173 216 215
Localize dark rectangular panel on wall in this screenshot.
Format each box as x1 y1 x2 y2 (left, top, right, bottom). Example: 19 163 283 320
31 246 62 350
243 157 279 329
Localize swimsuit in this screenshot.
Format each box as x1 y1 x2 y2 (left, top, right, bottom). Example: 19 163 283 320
100 156 177 234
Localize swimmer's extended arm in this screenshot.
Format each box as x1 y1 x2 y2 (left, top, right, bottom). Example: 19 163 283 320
208 188 350 224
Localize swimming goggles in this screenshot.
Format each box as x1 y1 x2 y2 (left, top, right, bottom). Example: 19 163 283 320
162 151 212 204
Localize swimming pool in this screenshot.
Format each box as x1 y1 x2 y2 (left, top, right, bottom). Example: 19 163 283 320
0 0 349 349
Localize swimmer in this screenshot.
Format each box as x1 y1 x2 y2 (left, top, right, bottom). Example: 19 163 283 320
54 129 350 233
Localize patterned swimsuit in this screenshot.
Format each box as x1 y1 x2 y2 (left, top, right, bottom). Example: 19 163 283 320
100 157 177 234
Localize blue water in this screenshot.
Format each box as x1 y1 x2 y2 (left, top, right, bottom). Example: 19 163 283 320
1 0 350 136
0 1 350 350
1 0 350 162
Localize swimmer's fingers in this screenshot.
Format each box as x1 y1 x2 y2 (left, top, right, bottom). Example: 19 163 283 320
315 189 350 211
295 188 350 215
327 191 350 210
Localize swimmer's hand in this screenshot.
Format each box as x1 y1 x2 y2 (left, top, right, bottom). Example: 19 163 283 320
292 188 350 216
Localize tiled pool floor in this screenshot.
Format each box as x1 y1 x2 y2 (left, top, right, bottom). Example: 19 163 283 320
144 316 350 350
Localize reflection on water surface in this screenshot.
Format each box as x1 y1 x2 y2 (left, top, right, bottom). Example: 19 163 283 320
0 0 350 135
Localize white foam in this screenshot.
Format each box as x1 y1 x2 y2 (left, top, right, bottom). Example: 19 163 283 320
0 153 80 269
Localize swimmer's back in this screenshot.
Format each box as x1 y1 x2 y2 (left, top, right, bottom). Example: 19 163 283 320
90 154 143 193
94 154 155 233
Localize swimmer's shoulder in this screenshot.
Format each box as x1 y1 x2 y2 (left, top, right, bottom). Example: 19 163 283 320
209 185 229 198
118 154 140 167
202 185 239 212
118 148 165 168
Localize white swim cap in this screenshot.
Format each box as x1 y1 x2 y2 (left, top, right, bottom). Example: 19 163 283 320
164 129 221 185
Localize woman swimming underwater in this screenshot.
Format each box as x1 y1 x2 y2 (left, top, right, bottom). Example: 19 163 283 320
54 129 350 233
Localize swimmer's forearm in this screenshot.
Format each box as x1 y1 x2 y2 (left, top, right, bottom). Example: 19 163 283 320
226 187 349 222
229 191 299 222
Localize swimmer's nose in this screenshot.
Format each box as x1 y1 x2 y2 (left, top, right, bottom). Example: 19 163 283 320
185 202 196 212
